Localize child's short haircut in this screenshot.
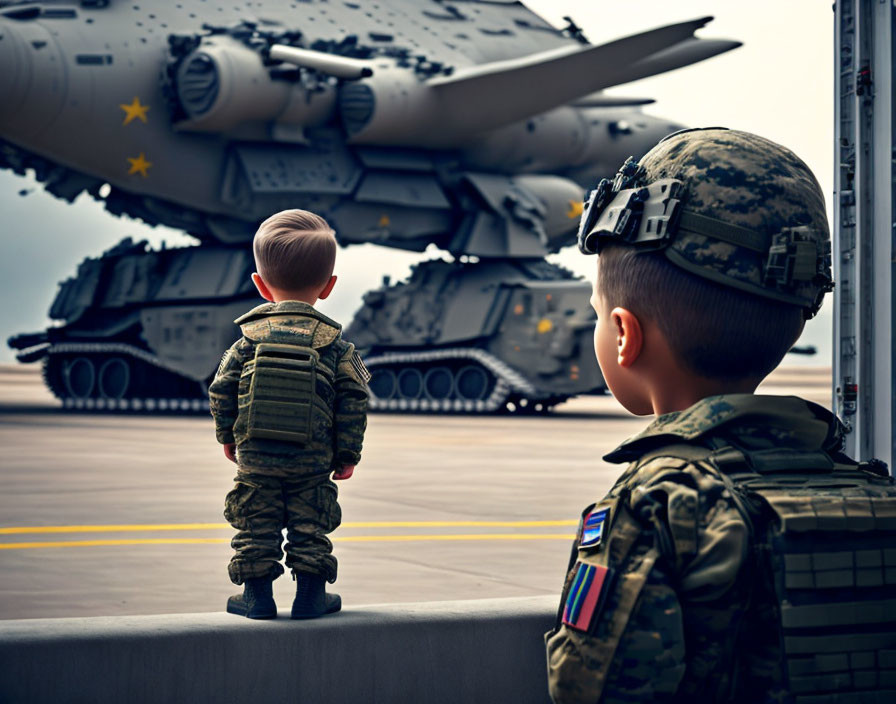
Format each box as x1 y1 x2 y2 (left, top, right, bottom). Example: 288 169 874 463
598 244 805 382
253 210 337 292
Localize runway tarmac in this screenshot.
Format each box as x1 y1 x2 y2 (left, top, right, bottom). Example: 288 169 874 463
0 363 831 619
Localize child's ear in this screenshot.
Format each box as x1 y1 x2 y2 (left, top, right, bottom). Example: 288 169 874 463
611 307 643 368
318 275 337 300
252 273 274 302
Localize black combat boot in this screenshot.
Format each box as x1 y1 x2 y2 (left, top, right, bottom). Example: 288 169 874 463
226 576 277 619
291 572 341 619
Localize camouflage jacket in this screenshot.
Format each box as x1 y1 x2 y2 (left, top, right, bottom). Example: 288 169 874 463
545 394 887 703
208 301 368 476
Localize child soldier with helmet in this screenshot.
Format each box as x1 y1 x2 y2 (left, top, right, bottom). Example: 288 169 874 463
209 209 369 620
545 128 896 702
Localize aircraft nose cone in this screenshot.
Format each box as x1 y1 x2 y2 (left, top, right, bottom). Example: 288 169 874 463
0 18 67 138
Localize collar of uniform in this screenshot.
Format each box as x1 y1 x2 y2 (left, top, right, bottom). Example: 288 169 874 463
603 394 844 464
233 300 342 329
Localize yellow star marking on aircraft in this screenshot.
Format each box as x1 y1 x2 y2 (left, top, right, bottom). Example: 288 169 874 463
378 214 391 227
119 96 149 125
566 199 584 219
127 152 152 177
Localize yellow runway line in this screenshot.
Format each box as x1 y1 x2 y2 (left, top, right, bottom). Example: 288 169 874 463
0 520 577 535
0 523 228 534
0 534 576 550
338 534 575 543
348 521 576 529
0 538 229 549
0 523 229 534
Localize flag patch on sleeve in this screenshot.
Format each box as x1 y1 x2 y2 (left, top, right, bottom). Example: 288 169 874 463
580 507 610 548
350 352 371 384
562 562 612 632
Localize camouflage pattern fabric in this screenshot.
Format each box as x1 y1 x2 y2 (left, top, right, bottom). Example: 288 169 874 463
224 470 341 584
579 128 833 317
643 130 830 314
208 300 368 477
545 393 896 703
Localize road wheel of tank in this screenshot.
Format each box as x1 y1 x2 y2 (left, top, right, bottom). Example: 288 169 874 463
397 368 423 400
97 357 131 400
454 365 491 401
63 357 96 400
423 366 454 401
503 396 559 415
369 368 398 400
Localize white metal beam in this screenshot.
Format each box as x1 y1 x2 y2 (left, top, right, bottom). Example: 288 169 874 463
833 0 895 469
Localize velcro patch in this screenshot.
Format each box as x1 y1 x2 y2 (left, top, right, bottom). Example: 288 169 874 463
581 507 610 548
351 352 371 384
562 562 612 632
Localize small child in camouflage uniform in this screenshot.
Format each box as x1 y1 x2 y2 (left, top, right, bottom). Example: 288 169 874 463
209 209 369 620
545 129 896 702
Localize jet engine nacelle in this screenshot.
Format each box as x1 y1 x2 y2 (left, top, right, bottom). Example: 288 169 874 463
173 37 336 134
338 66 440 146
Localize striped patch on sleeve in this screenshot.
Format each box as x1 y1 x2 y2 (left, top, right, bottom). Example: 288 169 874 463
350 352 371 384
562 562 612 632
216 349 233 376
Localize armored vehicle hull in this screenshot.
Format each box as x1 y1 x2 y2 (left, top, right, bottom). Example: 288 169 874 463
348 259 604 413
9 238 258 411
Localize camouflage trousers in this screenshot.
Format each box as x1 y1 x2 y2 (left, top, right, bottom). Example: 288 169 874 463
224 470 341 585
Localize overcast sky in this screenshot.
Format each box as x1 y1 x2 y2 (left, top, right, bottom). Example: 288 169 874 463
0 0 833 363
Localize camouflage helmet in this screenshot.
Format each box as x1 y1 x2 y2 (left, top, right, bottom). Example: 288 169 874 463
577 127 833 319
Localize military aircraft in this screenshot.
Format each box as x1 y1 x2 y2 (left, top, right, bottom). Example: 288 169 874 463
1 0 739 413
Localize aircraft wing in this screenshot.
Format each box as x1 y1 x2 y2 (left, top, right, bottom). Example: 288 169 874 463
609 37 742 86
424 18 736 131
345 17 740 146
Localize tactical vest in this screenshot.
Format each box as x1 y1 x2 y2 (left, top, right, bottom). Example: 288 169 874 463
646 442 896 702
242 343 334 444
236 315 343 446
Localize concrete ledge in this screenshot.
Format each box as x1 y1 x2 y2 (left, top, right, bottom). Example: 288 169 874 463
0 595 557 704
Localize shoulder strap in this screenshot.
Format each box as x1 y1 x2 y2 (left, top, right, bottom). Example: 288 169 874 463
629 441 717 467
311 322 341 349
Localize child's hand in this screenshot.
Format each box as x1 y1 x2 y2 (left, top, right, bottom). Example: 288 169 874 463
333 465 354 480
223 443 237 463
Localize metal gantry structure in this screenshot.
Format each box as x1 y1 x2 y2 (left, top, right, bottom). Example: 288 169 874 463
834 0 895 470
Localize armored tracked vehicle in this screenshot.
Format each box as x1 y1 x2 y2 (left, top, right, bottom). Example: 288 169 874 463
350 259 599 413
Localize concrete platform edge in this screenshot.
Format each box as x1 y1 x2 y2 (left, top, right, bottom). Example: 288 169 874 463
0 595 558 704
